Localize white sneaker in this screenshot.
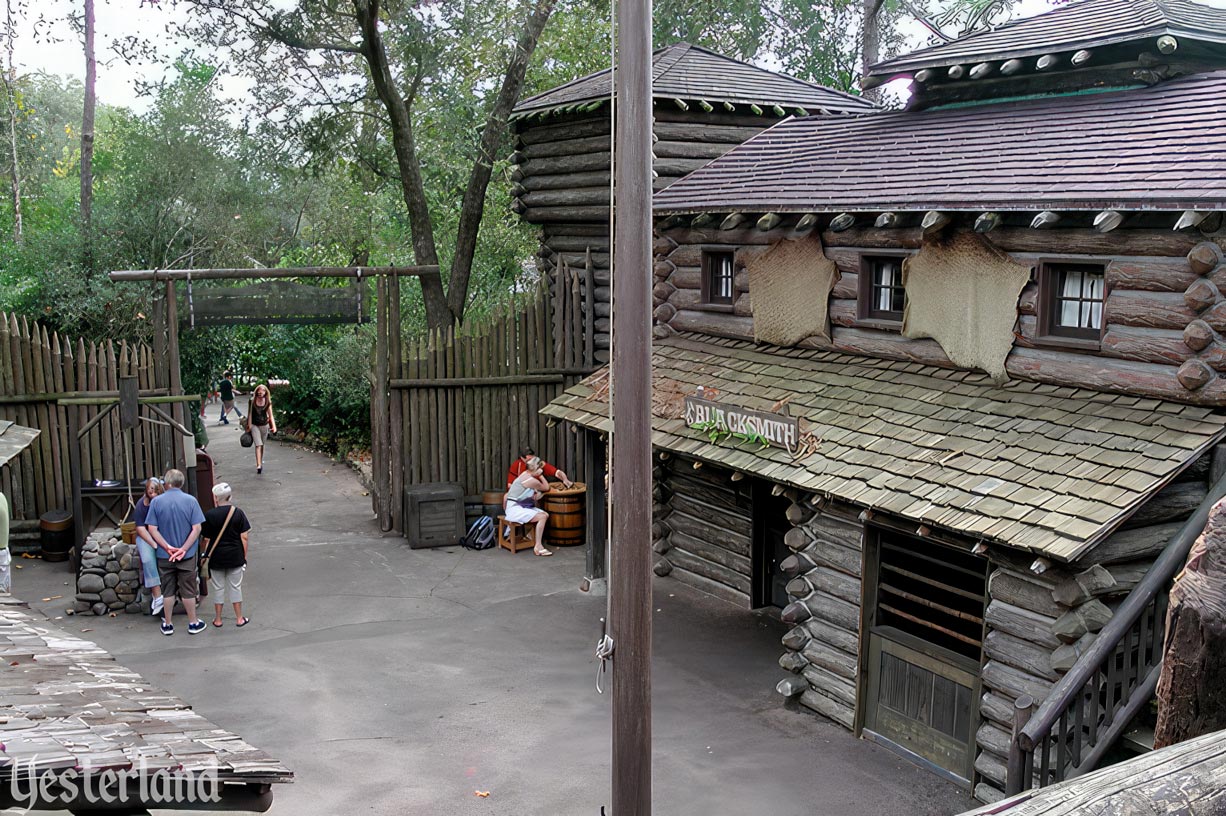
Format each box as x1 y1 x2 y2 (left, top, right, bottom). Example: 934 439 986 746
151 596 164 615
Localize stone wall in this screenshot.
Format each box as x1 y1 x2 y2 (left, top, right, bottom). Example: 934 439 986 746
73 529 146 616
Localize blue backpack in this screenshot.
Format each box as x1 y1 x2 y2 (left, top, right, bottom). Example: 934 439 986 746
462 516 496 550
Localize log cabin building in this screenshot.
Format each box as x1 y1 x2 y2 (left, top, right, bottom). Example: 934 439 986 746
510 43 874 362
542 0 1226 803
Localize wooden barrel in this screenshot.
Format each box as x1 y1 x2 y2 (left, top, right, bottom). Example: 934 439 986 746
541 482 586 547
40 510 74 562
482 489 506 517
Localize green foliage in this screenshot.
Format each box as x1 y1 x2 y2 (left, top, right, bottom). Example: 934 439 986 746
0 0 1024 456
208 324 373 449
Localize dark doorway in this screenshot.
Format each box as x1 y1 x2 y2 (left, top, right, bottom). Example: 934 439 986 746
751 480 793 609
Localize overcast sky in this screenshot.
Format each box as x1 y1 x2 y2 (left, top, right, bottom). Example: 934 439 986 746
15 0 1063 114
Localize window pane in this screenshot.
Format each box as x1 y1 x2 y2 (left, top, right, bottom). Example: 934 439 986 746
871 260 903 315
718 256 733 299
1059 269 1082 326
890 285 905 313
1053 265 1104 334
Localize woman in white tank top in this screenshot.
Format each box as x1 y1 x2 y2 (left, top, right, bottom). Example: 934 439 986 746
504 456 553 556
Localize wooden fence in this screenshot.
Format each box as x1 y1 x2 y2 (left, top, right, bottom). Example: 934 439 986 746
370 261 598 532
0 312 177 527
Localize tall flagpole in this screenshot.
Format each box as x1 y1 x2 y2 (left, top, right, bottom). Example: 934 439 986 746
609 0 653 810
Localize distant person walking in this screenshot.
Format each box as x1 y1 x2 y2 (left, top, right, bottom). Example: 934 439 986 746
131 477 166 616
201 482 251 628
249 384 277 474
218 370 244 425
145 469 206 636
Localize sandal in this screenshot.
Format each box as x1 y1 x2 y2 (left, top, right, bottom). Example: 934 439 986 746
236 617 251 627
534 548 553 557
212 619 223 628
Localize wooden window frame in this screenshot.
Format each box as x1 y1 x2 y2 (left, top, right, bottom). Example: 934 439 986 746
700 248 737 312
857 251 912 329
1035 258 1107 351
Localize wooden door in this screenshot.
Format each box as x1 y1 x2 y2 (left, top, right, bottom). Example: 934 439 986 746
860 527 986 783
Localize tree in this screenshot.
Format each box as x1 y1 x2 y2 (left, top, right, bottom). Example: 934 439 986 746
80 0 96 270
2 0 21 243
176 0 559 329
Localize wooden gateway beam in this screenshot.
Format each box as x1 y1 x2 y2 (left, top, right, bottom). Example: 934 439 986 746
108 265 438 282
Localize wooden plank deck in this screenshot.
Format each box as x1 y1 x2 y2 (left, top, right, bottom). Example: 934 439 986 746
0 596 292 790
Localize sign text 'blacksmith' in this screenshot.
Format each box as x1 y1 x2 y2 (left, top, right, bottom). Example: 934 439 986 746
684 396 799 453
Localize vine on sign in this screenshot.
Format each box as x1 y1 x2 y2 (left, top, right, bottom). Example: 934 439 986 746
684 396 800 454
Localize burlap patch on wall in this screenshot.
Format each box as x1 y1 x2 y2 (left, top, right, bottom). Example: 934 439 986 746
746 234 839 347
902 232 1032 382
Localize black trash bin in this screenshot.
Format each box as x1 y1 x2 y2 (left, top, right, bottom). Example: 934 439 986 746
195 449 216 512
40 509 73 562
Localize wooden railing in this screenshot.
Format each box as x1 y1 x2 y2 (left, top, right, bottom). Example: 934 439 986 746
1005 472 1226 794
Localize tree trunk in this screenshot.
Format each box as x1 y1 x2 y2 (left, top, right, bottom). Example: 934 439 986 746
446 0 557 322
81 0 96 271
3 0 20 244
860 0 884 88
1154 498 1226 748
352 0 451 329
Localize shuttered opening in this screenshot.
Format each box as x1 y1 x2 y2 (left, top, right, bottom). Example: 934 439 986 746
876 533 986 661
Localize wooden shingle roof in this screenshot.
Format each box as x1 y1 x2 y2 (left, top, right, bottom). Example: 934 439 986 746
868 0 1226 79
0 419 38 469
0 598 292 785
513 42 874 115
652 70 1226 214
541 335 1226 562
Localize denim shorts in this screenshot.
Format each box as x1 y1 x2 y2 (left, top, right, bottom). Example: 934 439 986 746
136 537 160 589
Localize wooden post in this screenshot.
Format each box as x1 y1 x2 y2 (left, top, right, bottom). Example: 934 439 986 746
584 430 608 582
388 274 404 532
67 405 83 560
1006 694 1035 795
610 0 653 811
373 275 392 531
150 286 173 472
164 280 187 473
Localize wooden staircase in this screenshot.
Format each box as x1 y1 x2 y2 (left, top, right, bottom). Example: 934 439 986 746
1004 474 1226 795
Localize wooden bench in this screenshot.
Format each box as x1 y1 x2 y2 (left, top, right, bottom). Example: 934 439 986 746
497 515 536 554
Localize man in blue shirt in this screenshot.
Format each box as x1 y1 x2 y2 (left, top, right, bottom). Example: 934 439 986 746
145 469 207 635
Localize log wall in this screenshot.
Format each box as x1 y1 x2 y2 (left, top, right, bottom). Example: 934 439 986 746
653 222 1226 406
513 103 799 364
651 456 754 607
775 493 865 731
971 465 1207 802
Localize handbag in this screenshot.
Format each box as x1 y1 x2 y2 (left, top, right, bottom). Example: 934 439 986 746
199 505 235 595
240 430 254 448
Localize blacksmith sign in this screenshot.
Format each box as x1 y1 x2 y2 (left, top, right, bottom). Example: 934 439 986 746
684 396 799 453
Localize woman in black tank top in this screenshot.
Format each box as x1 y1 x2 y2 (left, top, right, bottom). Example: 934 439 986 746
249 384 277 474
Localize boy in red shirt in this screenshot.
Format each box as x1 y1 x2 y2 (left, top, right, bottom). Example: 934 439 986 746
506 446 572 488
